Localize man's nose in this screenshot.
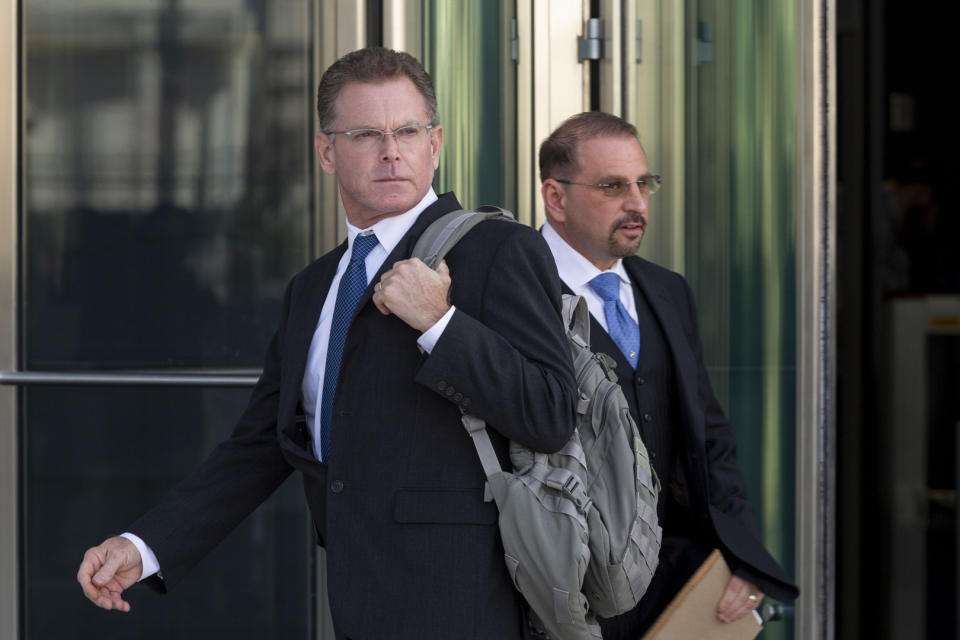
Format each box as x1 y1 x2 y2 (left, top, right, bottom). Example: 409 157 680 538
379 132 401 161
623 181 649 211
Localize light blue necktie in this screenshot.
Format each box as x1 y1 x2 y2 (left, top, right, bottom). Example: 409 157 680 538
589 272 640 369
319 232 379 462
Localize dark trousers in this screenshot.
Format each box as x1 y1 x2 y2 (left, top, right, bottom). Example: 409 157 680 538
597 536 712 639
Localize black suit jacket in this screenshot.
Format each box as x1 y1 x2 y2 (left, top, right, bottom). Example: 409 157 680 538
593 255 798 602
130 193 578 639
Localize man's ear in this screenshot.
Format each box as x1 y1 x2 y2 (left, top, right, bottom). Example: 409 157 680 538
541 179 566 224
315 132 337 175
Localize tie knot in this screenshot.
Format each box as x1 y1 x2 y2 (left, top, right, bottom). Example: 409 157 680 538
350 233 379 264
589 272 621 302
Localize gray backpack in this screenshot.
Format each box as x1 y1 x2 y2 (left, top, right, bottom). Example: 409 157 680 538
412 207 663 640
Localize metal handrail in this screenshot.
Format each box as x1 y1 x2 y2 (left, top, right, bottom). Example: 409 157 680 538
0 370 260 387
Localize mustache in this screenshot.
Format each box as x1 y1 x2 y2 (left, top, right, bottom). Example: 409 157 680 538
610 214 647 233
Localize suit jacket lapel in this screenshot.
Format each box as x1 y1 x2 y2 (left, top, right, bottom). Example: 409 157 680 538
284 242 346 403
624 258 702 435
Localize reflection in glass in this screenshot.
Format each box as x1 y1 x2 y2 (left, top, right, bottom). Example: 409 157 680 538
21 1 317 637
421 1 517 212
24 0 314 369
683 2 797 637
23 385 312 639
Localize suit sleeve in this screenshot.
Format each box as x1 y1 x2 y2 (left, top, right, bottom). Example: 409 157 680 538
414 224 577 453
128 279 296 591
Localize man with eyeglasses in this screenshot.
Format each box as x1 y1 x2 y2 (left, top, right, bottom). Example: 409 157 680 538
538 112 797 638
78 47 577 640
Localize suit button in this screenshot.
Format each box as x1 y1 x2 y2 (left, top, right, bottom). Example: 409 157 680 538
330 480 344 493
637 377 646 385
454 392 463 402
643 413 652 422
445 387 455 397
437 381 447 391
461 397 471 409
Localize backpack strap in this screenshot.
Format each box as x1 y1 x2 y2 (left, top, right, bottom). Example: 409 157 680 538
412 205 516 269
562 293 591 349
411 206 516 484
460 414 503 479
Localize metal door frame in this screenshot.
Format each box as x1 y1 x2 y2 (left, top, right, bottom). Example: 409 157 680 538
795 1 836 638
1 1 20 636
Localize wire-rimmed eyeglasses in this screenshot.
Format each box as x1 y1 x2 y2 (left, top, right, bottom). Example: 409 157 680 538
325 124 435 150
555 174 663 198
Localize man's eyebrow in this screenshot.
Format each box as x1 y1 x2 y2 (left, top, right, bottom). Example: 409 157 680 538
341 121 427 131
594 172 655 183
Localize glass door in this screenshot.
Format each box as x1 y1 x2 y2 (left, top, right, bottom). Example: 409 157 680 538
420 1 518 214
384 0 520 217
621 2 801 638
394 6 807 638
17 1 321 637
390 0 589 226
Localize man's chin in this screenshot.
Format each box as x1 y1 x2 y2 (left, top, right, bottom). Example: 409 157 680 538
379 199 418 215
371 189 419 213
611 236 643 258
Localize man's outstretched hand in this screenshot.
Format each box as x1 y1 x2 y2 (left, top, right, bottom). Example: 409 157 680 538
77 536 143 612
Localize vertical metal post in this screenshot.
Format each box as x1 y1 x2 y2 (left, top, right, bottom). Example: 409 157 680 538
519 0 586 227
795 0 836 638
382 0 423 61
0 0 19 636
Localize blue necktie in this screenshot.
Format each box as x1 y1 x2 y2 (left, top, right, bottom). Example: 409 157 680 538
318 233 379 462
589 272 640 369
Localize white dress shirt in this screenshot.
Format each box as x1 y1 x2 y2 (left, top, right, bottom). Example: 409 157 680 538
125 188 456 581
300 187 451 462
541 221 639 330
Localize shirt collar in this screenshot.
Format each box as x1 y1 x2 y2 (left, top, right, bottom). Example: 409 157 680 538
542 220 631 289
345 187 439 254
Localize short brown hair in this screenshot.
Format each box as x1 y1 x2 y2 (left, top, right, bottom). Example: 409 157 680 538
316 47 438 133
538 112 639 182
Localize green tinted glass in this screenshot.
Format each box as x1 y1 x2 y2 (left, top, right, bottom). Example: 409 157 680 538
421 1 517 211
684 3 799 639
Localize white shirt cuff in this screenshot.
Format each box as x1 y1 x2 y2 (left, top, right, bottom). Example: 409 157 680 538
416 305 456 353
120 532 161 582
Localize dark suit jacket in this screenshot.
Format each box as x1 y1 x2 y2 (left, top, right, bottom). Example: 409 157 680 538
592 255 798 602
129 193 578 639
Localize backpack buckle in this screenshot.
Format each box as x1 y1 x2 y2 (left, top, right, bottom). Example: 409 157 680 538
595 352 620 383
461 413 486 434
546 474 593 514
